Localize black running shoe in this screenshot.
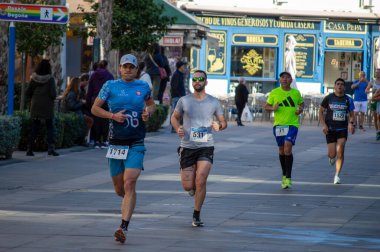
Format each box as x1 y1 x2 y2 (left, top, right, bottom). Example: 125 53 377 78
192 218 204 227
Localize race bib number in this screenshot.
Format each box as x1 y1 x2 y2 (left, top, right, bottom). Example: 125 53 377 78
190 127 208 142
333 110 346 121
106 145 129 160
275 126 289 137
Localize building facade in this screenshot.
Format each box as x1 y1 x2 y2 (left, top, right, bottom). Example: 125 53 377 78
181 2 380 96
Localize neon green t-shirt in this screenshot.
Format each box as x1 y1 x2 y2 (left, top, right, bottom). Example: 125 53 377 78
266 87 303 127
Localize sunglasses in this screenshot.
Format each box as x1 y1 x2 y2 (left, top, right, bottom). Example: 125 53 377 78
192 76 205 82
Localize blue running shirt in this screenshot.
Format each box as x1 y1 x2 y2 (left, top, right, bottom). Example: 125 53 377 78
98 79 152 140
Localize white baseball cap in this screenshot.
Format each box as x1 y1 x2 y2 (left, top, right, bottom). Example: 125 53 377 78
119 54 138 67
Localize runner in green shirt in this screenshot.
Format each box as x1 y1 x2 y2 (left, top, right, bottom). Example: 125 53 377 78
265 71 304 189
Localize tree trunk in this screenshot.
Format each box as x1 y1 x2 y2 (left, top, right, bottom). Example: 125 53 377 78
0 22 9 115
97 0 113 66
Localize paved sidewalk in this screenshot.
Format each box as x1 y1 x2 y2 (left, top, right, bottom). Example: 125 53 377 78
0 122 379 252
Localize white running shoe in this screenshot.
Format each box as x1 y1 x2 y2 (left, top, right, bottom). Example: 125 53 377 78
334 175 341 184
188 189 195 197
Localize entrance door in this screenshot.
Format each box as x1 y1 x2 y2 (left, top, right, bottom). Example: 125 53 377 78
324 51 362 94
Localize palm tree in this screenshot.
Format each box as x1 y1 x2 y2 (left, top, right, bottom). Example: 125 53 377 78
97 0 113 61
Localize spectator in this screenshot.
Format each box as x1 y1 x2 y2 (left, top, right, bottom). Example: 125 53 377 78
138 61 152 90
145 43 165 101
234 77 249 126
62 77 94 145
157 47 172 104
25 59 59 156
170 61 187 132
86 59 114 148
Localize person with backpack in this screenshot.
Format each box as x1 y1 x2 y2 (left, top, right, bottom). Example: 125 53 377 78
319 78 355 184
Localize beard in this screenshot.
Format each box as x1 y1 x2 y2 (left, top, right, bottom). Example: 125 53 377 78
193 85 205 92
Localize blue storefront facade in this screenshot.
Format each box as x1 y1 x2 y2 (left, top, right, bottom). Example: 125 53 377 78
187 14 378 96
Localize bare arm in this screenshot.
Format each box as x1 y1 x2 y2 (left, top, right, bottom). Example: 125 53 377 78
264 102 279 112
348 111 355 134
171 110 184 138
91 97 127 123
211 114 227 132
319 106 328 135
365 82 373 94
142 98 156 122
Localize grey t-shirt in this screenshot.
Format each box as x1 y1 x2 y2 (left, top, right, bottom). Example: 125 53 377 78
175 94 224 149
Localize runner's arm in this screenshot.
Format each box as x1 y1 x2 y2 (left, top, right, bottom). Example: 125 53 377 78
319 106 328 135
91 97 126 123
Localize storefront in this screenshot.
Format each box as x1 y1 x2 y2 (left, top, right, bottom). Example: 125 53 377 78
182 5 379 96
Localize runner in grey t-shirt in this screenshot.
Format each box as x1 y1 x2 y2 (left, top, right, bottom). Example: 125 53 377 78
171 69 227 227
175 94 224 149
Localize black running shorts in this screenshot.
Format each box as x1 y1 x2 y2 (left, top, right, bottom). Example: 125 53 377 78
177 146 214 169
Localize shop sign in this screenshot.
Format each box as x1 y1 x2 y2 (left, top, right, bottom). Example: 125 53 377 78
233 34 278 45
160 36 183 47
197 16 320 30
206 30 226 75
324 21 366 34
284 34 316 79
326 38 363 49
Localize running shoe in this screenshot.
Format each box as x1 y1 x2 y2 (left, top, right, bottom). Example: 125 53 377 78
114 227 128 244
359 125 366 131
188 189 195 197
192 218 204 227
329 157 336 166
285 178 292 189
281 176 287 189
334 175 341 184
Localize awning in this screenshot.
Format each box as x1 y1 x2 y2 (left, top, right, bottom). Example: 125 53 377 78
154 0 209 34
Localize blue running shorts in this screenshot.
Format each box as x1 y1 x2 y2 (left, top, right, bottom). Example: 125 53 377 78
272 125 298 146
108 144 146 177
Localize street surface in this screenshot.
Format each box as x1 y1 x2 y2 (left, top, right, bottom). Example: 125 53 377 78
0 121 379 252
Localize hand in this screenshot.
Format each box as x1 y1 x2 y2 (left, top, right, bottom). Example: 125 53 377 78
112 109 128 123
211 121 221 132
272 102 279 111
295 105 303 115
322 125 328 135
177 126 185 138
142 108 150 122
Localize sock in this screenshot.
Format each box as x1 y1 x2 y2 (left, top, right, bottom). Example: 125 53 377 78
120 219 129 230
279 154 286 176
193 210 200 220
285 154 293 178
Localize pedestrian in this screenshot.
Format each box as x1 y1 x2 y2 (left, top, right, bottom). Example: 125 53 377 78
171 69 227 227
91 54 155 244
145 43 165 101
138 61 152 90
234 77 249 126
62 77 94 145
365 68 380 140
319 78 355 184
157 47 172 104
351 71 369 131
170 61 187 133
264 71 304 189
25 59 59 157
86 59 114 148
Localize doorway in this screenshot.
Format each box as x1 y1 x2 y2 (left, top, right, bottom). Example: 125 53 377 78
324 51 362 94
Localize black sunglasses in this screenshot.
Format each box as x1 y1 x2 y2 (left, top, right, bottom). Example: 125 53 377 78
192 76 205 82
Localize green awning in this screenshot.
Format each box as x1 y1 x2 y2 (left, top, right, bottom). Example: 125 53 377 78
154 0 209 33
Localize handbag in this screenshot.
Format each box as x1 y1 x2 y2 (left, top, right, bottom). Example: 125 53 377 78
241 104 253 122
149 54 167 80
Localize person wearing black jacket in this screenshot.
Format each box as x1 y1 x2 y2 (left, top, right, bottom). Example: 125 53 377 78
158 47 172 104
234 77 249 126
170 61 186 132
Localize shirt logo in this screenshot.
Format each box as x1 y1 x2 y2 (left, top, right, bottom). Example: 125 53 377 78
136 90 141 96
279 96 296 107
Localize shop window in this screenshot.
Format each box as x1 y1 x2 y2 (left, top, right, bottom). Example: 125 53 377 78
231 46 276 78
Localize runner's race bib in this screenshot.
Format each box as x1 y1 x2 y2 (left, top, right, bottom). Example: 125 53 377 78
190 127 209 142
333 110 346 121
106 145 129 160
275 126 289 137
